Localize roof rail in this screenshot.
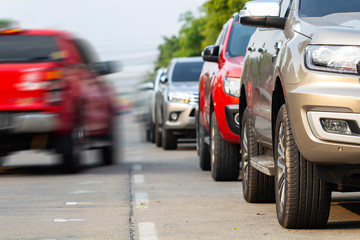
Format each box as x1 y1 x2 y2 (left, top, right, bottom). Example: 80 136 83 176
233 12 239 22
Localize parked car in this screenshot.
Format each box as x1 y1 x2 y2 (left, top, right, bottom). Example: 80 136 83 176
155 57 203 150
0 27 117 172
197 13 255 181
147 68 167 143
239 0 360 229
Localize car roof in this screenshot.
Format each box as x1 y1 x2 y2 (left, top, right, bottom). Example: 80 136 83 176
0 29 71 38
171 56 203 64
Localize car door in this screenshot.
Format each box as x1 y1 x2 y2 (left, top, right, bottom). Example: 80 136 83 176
254 0 292 143
73 39 111 135
204 24 228 129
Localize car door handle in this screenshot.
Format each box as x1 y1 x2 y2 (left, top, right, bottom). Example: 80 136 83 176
258 48 267 54
248 47 256 52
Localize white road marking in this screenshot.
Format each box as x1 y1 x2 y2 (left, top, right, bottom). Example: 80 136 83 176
139 222 158 240
77 181 103 185
53 219 85 222
135 192 149 208
66 202 93 206
132 164 142 172
69 190 103 194
133 174 145 184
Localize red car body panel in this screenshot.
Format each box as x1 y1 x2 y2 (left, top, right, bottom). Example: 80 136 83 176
0 29 114 137
199 19 245 144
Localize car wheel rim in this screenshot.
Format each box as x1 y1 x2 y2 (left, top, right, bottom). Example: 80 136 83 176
277 122 286 215
242 122 249 192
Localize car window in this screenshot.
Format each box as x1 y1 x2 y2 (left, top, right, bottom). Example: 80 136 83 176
226 24 256 58
215 29 224 46
280 0 292 17
299 0 360 17
0 35 60 63
171 61 204 82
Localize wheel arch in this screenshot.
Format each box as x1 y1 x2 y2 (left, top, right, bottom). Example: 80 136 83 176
239 83 247 133
271 77 286 153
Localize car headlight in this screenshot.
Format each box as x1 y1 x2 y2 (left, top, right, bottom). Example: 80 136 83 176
305 45 360 74
168 91 197 104
223 77 240 97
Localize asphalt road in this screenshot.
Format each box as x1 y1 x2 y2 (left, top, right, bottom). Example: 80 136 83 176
1 114 360 240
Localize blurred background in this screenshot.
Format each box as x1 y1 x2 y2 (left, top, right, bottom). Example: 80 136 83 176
0 0 248 114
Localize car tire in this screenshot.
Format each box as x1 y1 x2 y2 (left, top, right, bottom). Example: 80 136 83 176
275 104 331 229
155 113 162 147
162 128 177 150
198 114 211 171
210 112 239 181
61 129 83 173
241 108 274 203
150 123 155 143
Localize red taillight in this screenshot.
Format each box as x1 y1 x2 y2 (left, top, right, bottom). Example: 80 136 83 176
44 69 64 106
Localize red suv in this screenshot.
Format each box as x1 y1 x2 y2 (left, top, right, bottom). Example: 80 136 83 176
197 13 255 181
0 27 117 172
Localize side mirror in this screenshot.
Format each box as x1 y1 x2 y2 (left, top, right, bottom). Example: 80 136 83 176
202 45 219 63
92 61 121 75
160 75 168 84
239 0 286 30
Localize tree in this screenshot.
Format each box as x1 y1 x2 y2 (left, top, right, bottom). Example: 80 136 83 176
155 35 181 69
201 0 248 47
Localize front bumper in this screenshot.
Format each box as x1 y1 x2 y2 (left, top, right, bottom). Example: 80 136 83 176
4 113 58 133
286 73 360 165
163 101 196 130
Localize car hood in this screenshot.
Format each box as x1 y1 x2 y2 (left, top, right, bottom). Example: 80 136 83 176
168 82 199 93
296 12 360 45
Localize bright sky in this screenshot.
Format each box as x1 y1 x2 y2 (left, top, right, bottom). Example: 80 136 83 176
0 0 206 73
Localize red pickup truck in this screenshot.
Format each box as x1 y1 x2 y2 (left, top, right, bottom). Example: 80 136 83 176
197 13 255 181
0 27 117 172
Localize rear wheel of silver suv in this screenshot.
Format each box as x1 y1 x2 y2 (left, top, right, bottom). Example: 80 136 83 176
210 112 239 181
275 104 331 229
241 108 274 203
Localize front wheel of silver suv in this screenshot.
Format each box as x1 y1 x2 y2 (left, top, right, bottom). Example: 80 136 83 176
274 104 331 229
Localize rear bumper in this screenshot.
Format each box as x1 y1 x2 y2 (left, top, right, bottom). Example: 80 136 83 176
10 113 58 133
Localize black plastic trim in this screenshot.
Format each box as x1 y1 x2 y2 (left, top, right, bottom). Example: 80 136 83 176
225 104 240 136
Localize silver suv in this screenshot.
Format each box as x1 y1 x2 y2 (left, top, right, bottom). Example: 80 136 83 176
239 0 360 229
155 57 203 150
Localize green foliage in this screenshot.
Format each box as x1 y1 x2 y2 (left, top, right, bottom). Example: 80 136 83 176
175 11 205 58
0 19 16 29
202 0 248 47
155 35 181 69
154 0 249 70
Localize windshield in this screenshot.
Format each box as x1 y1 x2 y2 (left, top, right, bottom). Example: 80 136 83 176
172 61 203 82
299 0 360 17
226 23 255 58
0 35 60 63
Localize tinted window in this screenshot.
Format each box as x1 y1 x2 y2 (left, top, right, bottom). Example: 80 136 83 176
226 24 256 58
172 61 203 82
299 0 360 17
0 35 60 63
